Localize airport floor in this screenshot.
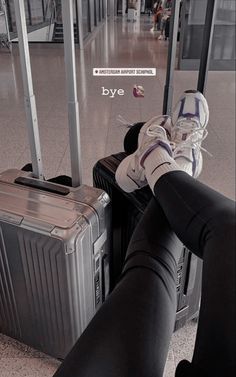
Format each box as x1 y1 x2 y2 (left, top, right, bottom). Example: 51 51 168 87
0 15 235 377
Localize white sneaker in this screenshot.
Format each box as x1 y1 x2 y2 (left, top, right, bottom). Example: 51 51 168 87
158 35 164 40
115 119 172 193
171 90 209 178
143 115 172 139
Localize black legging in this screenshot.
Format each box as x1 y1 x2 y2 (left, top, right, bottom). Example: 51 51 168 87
53 171 235 377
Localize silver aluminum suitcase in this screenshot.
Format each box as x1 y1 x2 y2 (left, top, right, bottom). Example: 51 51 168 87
0 0 110 359
0 169 110 359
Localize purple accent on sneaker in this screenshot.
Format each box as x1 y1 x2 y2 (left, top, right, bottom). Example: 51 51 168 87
178 97 200 120
140 140 172 169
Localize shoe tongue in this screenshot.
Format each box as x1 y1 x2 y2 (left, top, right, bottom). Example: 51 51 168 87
175 130 188 143
149 124 165 136
174 147 193 162
174 118 202 144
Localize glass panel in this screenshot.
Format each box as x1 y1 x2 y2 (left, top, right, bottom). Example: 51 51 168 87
117 0 122 13
89 0 95 30
94 0 99 24
55 0 62 23
82 0 89 36
6 0 106 43
182 0 236 62
23 1 32 26
0 4 7 35
30 0 44 25
8 0 54 40
101 0 105 18
107 0 111 17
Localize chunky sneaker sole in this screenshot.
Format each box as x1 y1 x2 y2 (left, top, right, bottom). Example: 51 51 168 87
115 121 172 193
171 90 209 178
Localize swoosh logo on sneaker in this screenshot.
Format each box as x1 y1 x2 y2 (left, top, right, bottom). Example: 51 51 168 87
127 174 142 188
151 162 171 175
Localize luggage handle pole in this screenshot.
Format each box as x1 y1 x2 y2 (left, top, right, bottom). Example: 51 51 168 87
162 0 181 115
14 0 43 180
61 0 82 187
163 0 217 113
197 0 218 94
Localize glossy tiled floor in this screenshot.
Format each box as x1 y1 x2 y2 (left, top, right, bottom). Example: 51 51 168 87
0 14 235 377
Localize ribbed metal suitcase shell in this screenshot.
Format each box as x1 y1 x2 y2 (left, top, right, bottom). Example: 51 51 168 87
0 169 110 359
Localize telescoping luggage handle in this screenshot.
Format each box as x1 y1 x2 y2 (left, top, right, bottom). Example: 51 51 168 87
14 0 82 187
163 0 218 115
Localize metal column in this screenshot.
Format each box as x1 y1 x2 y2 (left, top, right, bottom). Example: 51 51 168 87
61 0 82 187
197 0 218 94
162 0 181 115
14 0 43 179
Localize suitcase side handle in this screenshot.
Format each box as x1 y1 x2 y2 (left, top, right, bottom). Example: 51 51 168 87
14 177 70 196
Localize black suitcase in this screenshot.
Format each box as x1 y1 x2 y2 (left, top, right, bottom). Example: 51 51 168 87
93 152 202 331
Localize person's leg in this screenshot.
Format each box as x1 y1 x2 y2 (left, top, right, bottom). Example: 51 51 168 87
53 199 183 377
152 13 158 31
157 16 164 39
153 172 235 377
115 90 235 376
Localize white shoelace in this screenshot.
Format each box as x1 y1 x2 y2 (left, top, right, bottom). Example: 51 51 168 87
116 115 134 128
171 120 212 157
